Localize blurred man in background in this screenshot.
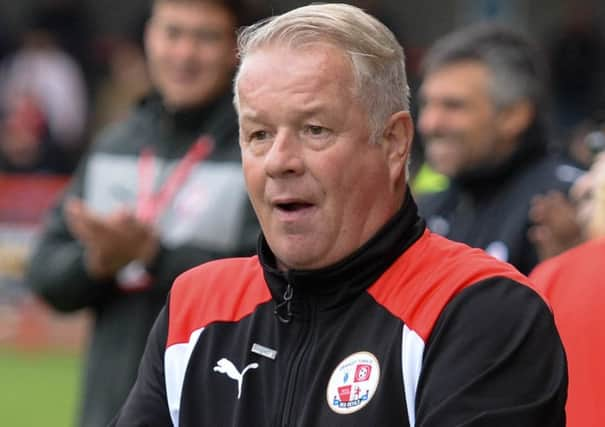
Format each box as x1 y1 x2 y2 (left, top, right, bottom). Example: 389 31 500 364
529 116 605 259
25 1 259 426
530 152 605 427
417 23 583 274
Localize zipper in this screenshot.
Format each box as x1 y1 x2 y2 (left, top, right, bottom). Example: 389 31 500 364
278 297 316 427
274 282 294 323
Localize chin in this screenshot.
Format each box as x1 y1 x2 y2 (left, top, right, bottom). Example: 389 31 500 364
162 84 209 105
275 248 319 271
165 96 202 109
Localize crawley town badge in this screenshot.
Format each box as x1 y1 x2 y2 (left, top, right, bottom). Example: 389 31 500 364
326 351 381 414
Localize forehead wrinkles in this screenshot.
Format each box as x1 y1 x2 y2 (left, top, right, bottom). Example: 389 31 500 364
238 44 356 110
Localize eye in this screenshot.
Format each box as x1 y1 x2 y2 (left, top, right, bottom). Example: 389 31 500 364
301 124 333 150
442 98 466 111
164 25 182 40
249 130 270 142
303 125 329 137
192 29 225 43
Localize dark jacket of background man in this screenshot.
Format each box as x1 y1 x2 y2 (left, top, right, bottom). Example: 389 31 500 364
24 1 258 426
417 23 584 274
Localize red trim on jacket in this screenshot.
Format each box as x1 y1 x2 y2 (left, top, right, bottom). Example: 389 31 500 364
368 229 534 341
167 256 271 347
167 229 540 349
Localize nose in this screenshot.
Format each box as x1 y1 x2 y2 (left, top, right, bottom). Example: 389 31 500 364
418 102 442 137
172 34 199 62
264 130 305 178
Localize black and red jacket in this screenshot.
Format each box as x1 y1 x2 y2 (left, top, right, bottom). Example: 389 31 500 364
113 194 567 426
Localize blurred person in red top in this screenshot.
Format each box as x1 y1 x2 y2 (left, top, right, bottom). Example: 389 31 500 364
530 152 605 427
0 93 49 172
0 5 88 172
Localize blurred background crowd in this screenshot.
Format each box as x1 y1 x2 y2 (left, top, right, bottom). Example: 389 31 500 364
0 0 604 426
0 0 603 175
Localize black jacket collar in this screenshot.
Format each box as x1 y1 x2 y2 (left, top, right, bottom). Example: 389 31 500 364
258 189 425 319
453 134 548 197
140 90 234 133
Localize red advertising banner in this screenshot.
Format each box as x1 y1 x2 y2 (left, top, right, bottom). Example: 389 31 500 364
0 173 69 224
0 174 88 351
0 174 69 281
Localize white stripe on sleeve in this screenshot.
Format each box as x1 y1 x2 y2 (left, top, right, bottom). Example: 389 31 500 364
401 325 425 427
165 328 204 427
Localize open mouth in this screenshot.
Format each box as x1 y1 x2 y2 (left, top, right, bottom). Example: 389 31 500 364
276 202 313 212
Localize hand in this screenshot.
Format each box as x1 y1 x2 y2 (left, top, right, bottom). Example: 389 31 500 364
528 190 583 261
65 198 159 280
591 154 605 237
572 153 605 238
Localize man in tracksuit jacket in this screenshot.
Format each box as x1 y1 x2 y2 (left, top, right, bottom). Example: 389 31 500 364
26 1 258 426
416 23 584 275
112 4 567 426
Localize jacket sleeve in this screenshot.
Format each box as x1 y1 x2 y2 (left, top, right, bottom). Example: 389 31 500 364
25 154 259 309
24 162 117 312
415 277 567 427
110 304 172 426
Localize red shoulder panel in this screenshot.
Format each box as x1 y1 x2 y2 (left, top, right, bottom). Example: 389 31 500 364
167 256 271 347
368 229 533 341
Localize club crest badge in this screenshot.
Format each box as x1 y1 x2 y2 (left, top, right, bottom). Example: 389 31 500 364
326 351 380 414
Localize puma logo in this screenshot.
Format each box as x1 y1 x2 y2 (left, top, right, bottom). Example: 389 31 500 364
213 358 259 399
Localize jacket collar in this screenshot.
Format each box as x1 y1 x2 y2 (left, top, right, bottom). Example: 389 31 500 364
258 188 425 320
453 134 548 197
140 90 234 133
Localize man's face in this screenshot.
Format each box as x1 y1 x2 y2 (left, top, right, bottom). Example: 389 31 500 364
418 61 506 177
145 1 237 109
237 44 407 270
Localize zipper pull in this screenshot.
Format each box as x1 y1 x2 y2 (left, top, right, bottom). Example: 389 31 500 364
274 283 293 323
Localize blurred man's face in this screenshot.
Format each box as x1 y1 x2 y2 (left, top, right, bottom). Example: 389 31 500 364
418 61 509 177
237 43 410 270
572 153 605 238
145 1 237 109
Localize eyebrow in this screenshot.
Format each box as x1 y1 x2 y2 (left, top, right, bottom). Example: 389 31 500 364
241 103 332 119
152 17 231 36
238 108 264 122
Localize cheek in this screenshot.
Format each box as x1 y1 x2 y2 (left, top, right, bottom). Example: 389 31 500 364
326 157 381 207
242 161 265 196
314 154 357 194
334 166 357 192
151 41 175 63
465 120 493 154
201 45 235 68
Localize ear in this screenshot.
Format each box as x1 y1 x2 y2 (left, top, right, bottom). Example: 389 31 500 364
381 111 414 186
498 100 535 141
